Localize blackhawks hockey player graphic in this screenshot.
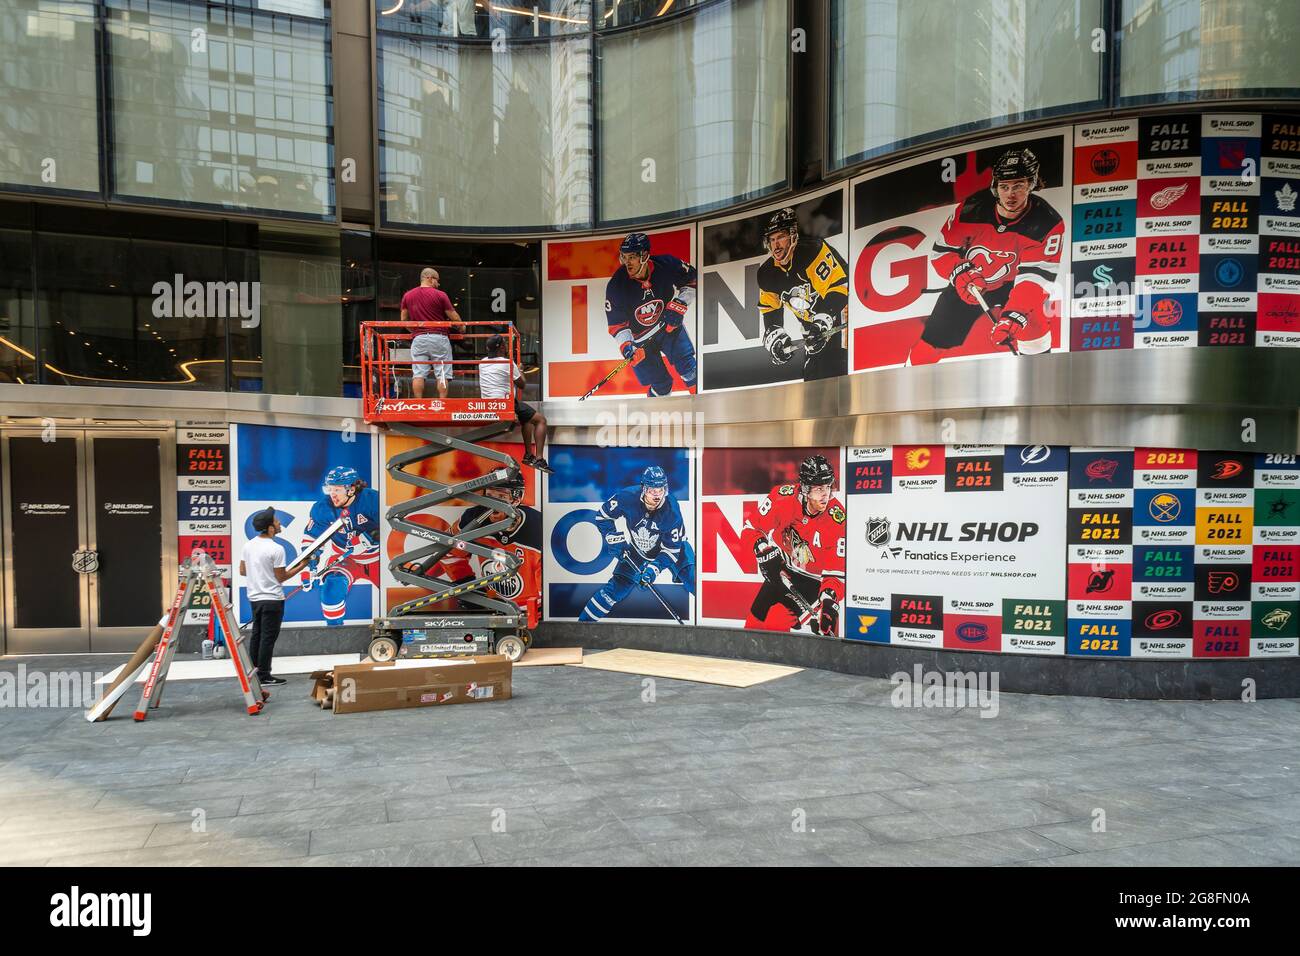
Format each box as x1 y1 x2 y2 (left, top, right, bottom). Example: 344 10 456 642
578 465 696 621
740 454 846 636
909 148 1065 365
441 472 542 618
298 466 380 626
757 208 849 381
604 233 698 397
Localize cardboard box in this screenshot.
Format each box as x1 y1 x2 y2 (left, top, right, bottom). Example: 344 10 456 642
310 656 512 715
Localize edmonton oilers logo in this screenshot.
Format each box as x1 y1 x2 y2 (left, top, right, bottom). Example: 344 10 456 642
1091 149 1121 176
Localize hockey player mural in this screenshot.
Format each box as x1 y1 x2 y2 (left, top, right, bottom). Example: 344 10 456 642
698 448 846 636
441 470 542 620
297 466 381 626
696 185 850 392
544 447 695 624
849 131 1072 370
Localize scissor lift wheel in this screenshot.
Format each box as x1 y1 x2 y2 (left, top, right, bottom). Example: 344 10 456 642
495 634 526 663
368 634 399 662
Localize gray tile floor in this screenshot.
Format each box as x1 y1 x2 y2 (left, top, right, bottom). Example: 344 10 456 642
2 654 1298 866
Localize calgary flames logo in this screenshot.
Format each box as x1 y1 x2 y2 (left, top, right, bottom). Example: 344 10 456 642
904 448 931 471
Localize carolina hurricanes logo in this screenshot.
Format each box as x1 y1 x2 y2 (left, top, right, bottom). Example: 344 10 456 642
1211 460 1244 480
1149 183 1189 210
904 448 931 471
965 245 1018 283
1145 609 1181 630
634 300 664 326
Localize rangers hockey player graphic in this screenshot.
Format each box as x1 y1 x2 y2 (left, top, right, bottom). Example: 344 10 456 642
298 466 380 626
739 454 846 636
578 465 695 621
441 472 542 618
757 208 849 381
604 233 698 397
909 148 1065 365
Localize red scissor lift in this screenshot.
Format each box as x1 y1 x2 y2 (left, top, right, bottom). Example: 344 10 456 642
360 322 535 662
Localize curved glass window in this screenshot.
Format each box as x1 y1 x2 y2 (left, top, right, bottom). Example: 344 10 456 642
378 34 593 230
830 0 1105 168
596 0 707 30
378 0 590 38
596 0 788 224
106 0 334 218
0 0 101 195
1118 0 1300 103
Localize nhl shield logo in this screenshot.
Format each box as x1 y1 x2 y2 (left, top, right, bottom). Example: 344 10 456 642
866 517 891 549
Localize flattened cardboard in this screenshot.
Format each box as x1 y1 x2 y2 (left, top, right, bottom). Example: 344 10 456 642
321 656 512 714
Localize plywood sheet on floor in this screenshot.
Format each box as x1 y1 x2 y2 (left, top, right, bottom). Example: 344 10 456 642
568 648 800 687
96 653 363 685
516 647 583 667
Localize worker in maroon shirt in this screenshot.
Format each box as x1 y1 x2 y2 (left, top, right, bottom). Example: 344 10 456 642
400 268 464 399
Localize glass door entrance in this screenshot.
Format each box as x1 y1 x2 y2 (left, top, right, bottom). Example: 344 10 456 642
1 427 173 654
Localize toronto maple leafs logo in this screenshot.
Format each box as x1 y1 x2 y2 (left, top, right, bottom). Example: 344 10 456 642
630 522 660 555
1276 182 1297 213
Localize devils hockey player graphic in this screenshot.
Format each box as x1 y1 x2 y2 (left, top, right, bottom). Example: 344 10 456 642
757 208 849 381
441 471 542 619
578 465 695 621
604 233 698 397
298 466 380 626
909 148 1065 364
740 454 846 636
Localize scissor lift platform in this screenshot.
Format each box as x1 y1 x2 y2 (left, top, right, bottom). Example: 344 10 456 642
361 321 534 662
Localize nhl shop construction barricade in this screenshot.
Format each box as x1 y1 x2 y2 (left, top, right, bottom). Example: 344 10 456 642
309 655 512 714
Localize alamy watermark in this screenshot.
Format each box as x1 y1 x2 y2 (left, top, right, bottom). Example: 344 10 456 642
594 404 704 448
151 274 260 328
0 665 107 708
890 665 1000 718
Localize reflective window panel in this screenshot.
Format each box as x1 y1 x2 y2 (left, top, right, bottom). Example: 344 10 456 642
0 0 101 194
377 0 590 38
1119 0 1300 102
379 33 593 230
596 0 706 30
0 227 37 384
106 0 334 217
830 0 1104 167
597 0 788 223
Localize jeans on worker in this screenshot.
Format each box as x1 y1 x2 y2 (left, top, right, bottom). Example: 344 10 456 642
249 599 285 679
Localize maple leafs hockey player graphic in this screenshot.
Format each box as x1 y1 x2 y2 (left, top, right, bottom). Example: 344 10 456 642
604 233 698 397
441 471 542 618
909 148 1065 364
578 465 695 621
298 466 380 626
757 207 850 381
740 454 846 636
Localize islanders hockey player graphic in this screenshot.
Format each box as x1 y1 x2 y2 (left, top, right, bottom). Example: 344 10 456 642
740 454 846 636
578 465 695 621
441 472 542 620
298 466 380 626
909 148 1065 364
604 233 698 397
757 208 849 381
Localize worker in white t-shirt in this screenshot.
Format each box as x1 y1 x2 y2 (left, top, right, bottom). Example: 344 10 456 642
481 333 550 473
238 506 291 685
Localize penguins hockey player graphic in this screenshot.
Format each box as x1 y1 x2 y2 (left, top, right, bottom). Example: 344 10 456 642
757 207 849 381
298 466 380 626
604 233 698 397
441 471 542 617
578 465 696 621
740 454 846 636
909 148 1065 364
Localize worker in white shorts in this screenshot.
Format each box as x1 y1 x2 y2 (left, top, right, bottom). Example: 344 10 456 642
400 268 463 399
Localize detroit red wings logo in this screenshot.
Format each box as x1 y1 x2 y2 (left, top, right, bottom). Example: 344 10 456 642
633 300 665 326
1149 183 1189 211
